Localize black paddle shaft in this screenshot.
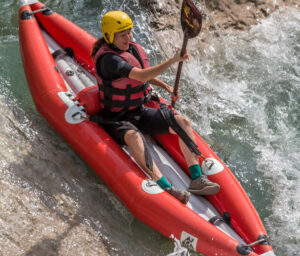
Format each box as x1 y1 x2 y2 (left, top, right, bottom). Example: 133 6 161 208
172 32 189 107
171 0 202 107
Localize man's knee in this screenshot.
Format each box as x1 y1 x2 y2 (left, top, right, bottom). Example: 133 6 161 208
175 115 191 128
124 130 142 146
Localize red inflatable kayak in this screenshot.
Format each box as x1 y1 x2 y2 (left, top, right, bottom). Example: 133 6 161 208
18 1 276 255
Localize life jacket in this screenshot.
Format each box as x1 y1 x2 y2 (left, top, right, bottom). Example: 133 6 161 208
94 42 152 113
92 43 201 156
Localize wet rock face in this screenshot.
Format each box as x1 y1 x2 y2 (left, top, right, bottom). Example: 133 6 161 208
202 0 296 31
139 0 299 32
138 0 299 58
139 0 180 31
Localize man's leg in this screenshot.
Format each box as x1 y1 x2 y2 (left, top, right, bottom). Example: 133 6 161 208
124 130 162 181
169 116 198 166
169 115 220 195
124 129 190 204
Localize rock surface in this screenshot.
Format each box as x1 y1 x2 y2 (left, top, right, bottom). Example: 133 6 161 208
202 0 299 31
139 0 299 57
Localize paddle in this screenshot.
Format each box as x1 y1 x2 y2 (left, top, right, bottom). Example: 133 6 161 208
172 0 202 107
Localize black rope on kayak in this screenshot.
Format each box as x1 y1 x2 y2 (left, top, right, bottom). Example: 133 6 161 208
21 6 53 20
236 235 270 255
30 7 51 15
245 238 269 247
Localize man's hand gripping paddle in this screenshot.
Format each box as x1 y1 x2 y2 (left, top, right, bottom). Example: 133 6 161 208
172 0 202 107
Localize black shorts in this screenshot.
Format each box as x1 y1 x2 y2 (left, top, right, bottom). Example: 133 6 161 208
102 106 172 145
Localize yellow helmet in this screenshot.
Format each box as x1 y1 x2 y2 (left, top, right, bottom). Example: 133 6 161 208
101 11 133 44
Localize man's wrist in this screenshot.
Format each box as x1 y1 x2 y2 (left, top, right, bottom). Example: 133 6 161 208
166 85 172 93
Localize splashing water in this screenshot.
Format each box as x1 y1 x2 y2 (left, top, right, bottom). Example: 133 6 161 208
182 7 300 256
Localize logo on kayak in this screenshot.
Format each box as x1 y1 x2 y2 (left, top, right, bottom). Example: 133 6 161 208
180 231 198 251
141 179 164 194
201 158 224 175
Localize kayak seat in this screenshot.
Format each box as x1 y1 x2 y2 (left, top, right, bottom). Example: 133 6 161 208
75 85 102 115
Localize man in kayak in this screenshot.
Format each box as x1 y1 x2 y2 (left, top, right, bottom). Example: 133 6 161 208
90 11 220 204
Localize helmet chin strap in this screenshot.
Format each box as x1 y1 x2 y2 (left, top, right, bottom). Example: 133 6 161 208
105 34 121 51
110 43 122 51
104 33 112 45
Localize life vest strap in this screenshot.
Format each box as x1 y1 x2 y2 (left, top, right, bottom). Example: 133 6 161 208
101 92 151 109
99 82 149 95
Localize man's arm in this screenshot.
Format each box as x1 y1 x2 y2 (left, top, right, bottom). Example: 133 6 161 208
149 77 179 102
149 77 172 93
128 49 188 82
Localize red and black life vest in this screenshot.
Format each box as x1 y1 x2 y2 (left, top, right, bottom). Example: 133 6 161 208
94 42 152 113
92 43 201 156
